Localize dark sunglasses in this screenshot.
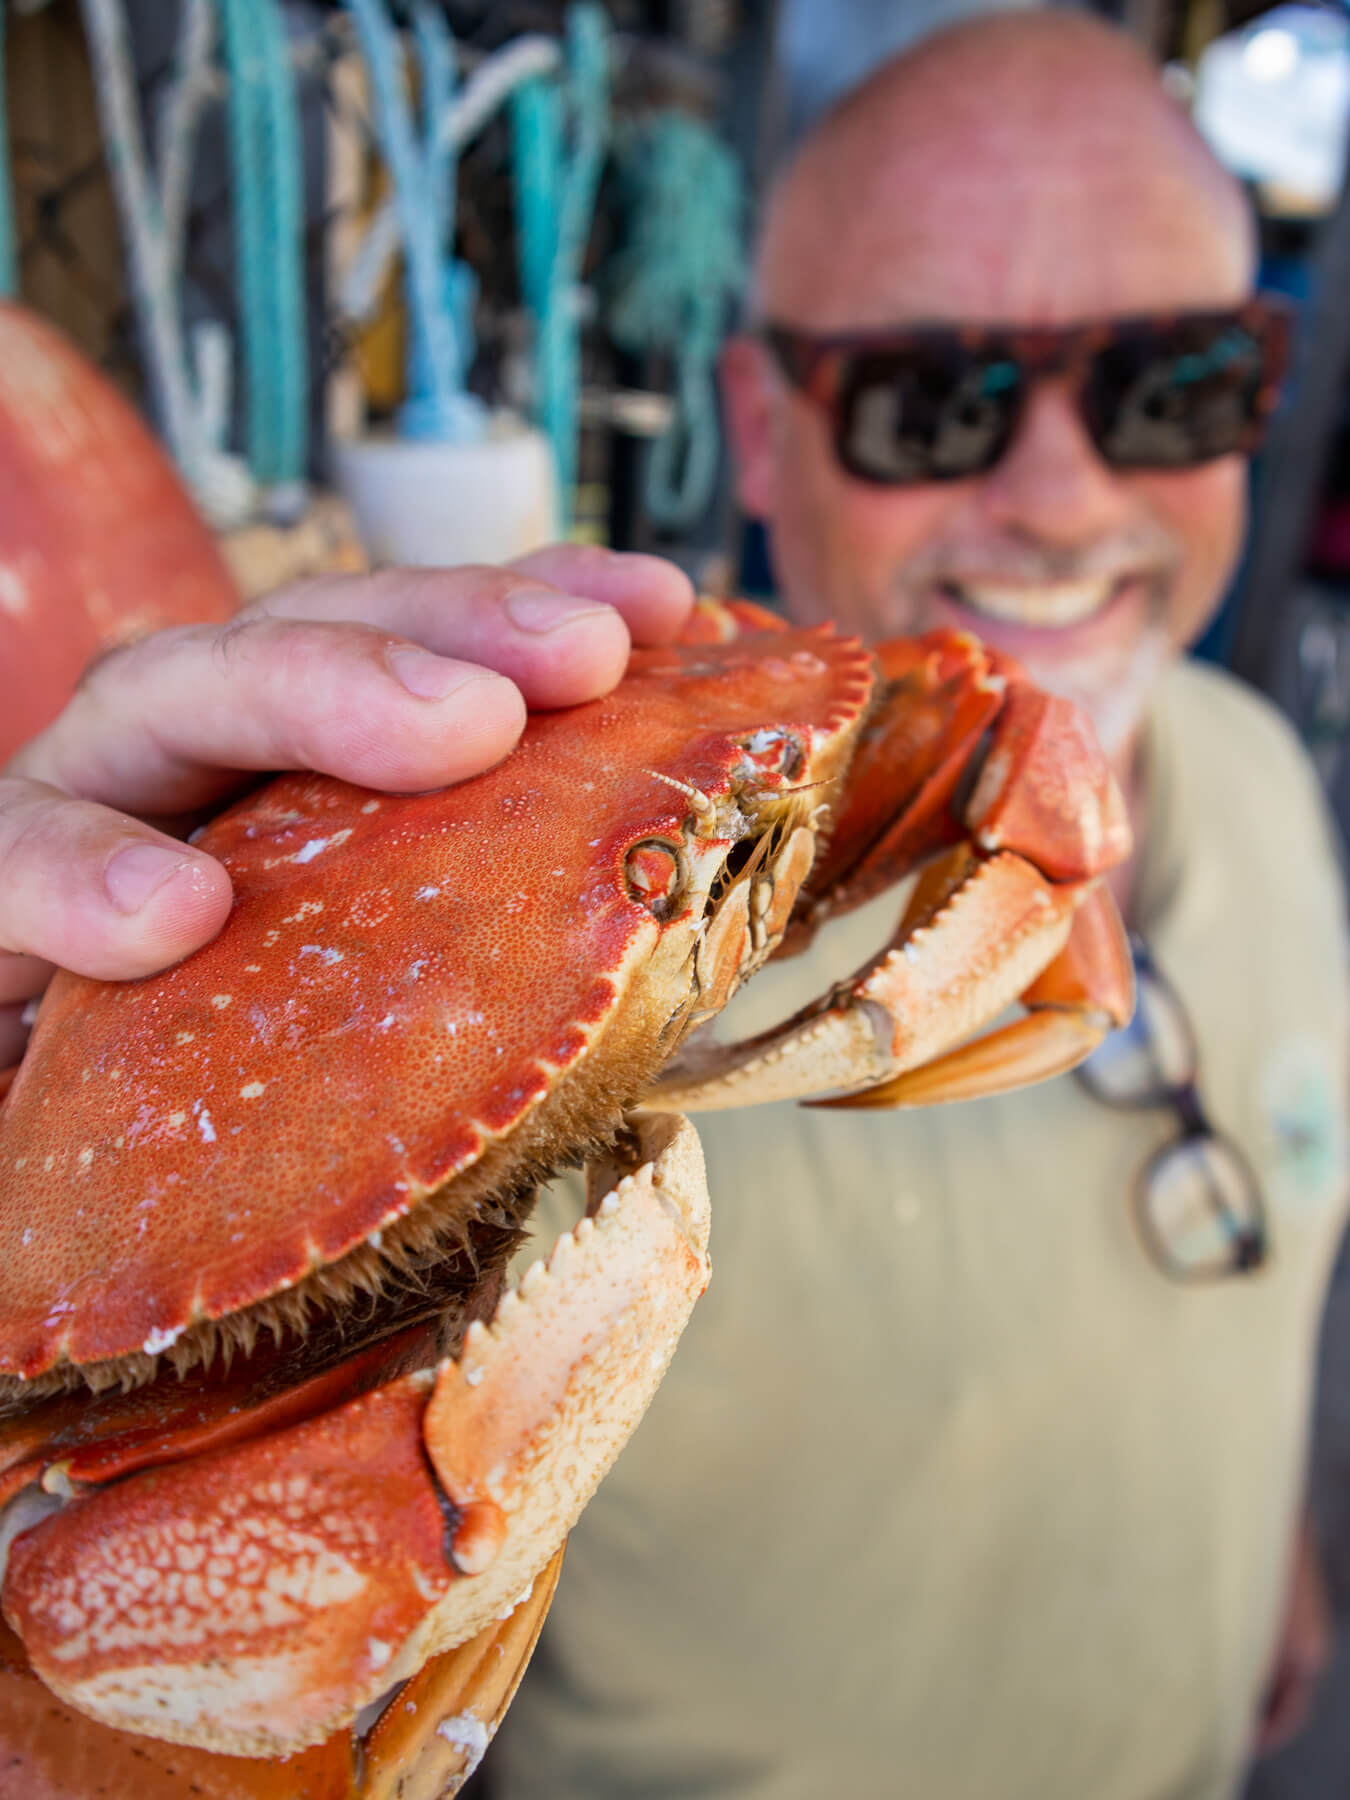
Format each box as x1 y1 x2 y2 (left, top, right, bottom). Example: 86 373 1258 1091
1074 935 1268 1282
762 298 1291 486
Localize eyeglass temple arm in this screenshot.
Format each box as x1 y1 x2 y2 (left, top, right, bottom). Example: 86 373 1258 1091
760 325 838 401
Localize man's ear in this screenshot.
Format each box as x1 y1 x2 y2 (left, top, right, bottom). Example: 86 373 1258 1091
720 335 778 520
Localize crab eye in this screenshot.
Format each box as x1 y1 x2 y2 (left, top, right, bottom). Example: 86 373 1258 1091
737 728 804 781
625 841 685 918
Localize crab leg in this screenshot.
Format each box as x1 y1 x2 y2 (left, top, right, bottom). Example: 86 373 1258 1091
1 1117 710 1759
817 881 1134 1108
648 635 1134 1114
649 845 1119 1111
359 1545 564 1799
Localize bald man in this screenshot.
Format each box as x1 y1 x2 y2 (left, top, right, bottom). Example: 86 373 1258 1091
492 15 1349 1800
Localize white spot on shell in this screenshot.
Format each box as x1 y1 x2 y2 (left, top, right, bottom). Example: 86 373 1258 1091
77 1147 93 1170
210 995 233 1010
436 1714 490 1769
0 564 30 618
196 1110 216 1144
416 885 440 900
240 1081 266 1100
142 1325 182 1355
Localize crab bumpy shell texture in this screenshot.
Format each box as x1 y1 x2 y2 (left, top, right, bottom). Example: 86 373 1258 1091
0 626 872 1394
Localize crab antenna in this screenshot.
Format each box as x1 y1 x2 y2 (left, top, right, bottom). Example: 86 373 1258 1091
643 769 716 822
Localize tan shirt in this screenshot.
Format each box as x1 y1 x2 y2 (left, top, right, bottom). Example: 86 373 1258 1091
495 661 1350 1800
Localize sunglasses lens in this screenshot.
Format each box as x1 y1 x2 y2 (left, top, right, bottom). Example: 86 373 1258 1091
1137 1133 1266 1278
840 347 1021 482
1077 964 1197 1106
1085 318 1274 468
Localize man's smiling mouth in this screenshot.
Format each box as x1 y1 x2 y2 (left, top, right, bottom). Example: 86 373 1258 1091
939 576 1136 629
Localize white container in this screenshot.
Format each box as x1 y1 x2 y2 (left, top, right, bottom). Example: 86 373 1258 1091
331 417 560 567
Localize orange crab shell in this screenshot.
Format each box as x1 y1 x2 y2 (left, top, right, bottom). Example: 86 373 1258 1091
0 625 873 1381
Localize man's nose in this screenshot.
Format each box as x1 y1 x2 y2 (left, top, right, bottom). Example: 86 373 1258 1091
978 377 1133 545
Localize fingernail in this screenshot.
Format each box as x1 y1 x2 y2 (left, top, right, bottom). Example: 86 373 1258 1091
505 589 609 635
105 843 198 916
387 646 483 700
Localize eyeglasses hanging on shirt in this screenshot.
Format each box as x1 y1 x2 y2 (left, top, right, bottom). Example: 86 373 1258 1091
1074 935 1269 1281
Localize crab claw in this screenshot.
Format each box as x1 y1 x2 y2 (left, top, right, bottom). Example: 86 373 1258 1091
0 1118 709 1758
647 630 1135 1113
0 1566 561 1798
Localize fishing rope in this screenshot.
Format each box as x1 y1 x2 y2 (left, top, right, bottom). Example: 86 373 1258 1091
345 0 484 443
80 0 253 526
337 36 560 328
218 0 308 504
606 112 745 530
159 0 216 288
510 4 610 527
0 2 15 299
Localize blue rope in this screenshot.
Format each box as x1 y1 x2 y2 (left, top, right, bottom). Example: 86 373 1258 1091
510 4 610 528
0 3 14 299
606 112 745 530
346 0 484 444
218 0 308 494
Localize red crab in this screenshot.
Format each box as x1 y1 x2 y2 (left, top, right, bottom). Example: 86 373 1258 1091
0 588 1134 1795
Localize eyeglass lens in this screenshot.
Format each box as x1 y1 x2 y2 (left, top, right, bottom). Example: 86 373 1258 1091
1137 1134 1267 1279
1077 945 1269 1279
838 317 1269 484
1085 320 1268 469
841 347 1021 482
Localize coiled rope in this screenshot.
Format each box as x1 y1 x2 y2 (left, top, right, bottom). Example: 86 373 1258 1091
606 111 745 530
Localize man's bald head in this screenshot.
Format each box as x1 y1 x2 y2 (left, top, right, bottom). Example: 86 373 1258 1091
757 10 1255 328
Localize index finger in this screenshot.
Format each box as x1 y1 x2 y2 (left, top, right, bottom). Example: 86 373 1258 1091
256 550 695 709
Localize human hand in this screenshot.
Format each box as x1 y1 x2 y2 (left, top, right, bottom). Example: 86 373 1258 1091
1254 1507 1332 1758
0 546 694 1073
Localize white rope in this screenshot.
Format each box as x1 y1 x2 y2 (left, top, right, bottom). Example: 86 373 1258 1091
338 34 561 325
80 0 254 527
158 0 216 285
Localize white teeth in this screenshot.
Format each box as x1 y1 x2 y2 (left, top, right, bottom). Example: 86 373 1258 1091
951 579 1118 628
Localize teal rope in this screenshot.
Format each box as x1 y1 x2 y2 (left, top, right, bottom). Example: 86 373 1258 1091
0 4 14 299
218 0 307 491
510 4 610 527
606 112 745 530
